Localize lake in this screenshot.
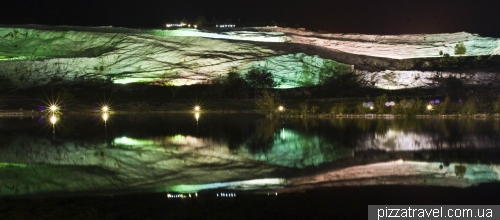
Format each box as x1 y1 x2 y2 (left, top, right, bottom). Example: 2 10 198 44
1 113 500 218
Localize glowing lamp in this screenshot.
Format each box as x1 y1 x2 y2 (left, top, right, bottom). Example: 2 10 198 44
370 106 374 110
427 105 433 110
194 106 200 111
49 105 58 112
278 106 284 112
102 106 109 112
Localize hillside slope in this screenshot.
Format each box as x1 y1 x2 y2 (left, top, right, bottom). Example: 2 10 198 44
0 25 499 89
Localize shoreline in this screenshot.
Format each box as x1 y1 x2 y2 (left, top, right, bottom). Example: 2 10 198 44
1 109 499 119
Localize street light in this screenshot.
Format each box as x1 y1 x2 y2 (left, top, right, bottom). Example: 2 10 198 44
278 106 284 112
49 105 58 112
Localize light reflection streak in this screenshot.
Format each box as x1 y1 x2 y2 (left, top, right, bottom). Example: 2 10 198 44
159 178 286 193
283 161 500 192
102 113 109 122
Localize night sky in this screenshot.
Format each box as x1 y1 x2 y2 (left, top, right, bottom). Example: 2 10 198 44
1 0 499 37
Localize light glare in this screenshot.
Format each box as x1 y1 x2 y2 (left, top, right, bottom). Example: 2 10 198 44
102 113 109 121
50 115 57 124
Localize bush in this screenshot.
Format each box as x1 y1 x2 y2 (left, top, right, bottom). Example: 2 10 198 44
331 103 347 115
299 102 309 116
492 96 500 113
460 98 476 115
435 96 450 115
254 90 278 118
311 105 320 115
454 42 467 55
391 98 423 116
356 104 368 114
374 94 388 114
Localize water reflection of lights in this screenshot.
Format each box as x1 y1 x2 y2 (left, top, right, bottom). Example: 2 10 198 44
102 113 109 121
49 115 58 124
217 193 236 197
195 112 200 121
114 136 155 146
167 193 200 199
160 178 286 193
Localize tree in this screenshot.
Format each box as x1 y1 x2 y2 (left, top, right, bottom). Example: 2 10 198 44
254 90 278 118
454 42 466 55
374 94 388 114
224 71 248 99
245 68 278 89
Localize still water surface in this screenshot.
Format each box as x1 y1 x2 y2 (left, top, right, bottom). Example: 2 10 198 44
1 113 500 196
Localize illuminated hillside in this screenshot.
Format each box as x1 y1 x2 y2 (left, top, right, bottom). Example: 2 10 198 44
1 25 499 89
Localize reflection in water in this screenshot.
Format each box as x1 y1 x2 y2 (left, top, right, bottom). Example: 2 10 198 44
280 161 500 193
49 115 57 124
0 115 500 197
157 178 286 193
102 113 109 122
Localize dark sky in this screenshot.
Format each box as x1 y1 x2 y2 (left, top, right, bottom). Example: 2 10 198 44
1 0 499 37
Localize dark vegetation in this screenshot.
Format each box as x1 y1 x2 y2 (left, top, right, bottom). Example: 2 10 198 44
0 65 499 117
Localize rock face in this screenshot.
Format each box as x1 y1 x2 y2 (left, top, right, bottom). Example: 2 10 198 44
0 25 499 89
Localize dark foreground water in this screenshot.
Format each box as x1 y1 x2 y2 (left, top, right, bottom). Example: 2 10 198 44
1 113 500 219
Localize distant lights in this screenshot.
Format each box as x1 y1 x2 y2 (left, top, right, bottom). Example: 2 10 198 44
430 100 440 105
278 106 284 112
194 106 200 112
267 192 278 196
166 23 190 28
216 24 235 28
384 101 396 107
363 102 375 109
217 192 236 197
167 193 197 199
